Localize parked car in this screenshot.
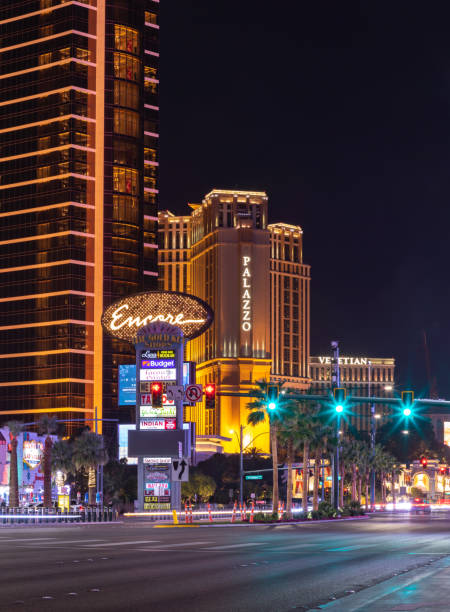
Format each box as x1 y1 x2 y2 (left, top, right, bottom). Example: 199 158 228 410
410 498 431 514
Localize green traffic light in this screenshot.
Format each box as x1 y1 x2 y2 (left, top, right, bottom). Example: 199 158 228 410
268 401 277 410
335 404 344 413
403 407 411 417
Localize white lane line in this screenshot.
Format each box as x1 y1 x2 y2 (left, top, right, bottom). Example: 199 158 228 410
16 539 106 546
81 540 161 548
137 541 213 550
0 537 56 542
201 542 266 550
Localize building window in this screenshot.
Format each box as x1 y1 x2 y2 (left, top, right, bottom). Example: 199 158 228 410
113 166 139 195
145 11 158 24
114 53 141 81
114 25 140 54
114 81 139 109
113 195 138 224
114 108 139 137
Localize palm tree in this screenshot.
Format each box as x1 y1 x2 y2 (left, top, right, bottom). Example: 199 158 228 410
247 381 291 514
6 421 23 508
277 405 313 518
37 415 59 509
311 420 336 511
51 439 73 483
72 431 108 505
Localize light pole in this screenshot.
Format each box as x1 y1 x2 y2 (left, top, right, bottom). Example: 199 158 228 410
369 361 376 507
331 341 341 509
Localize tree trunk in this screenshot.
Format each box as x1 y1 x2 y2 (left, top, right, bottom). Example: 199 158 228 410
392 471 396 507
313 447 321 511
9 436 19 508
270 422 279 514
365 471 369 511
302 442 309 513
286 438 293 520
381 472 386 504
88 467 96 506
43 435 53 509
352 464 357 501
340 462 345 508
357 474 362 504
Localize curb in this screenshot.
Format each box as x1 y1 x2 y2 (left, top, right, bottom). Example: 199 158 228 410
0 521 124 529
136 515 371 528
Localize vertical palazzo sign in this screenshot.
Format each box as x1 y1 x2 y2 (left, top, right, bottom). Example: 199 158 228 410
241 255 252 332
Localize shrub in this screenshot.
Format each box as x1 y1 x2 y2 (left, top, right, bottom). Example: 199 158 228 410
342 501 364 516
310 510 321 520
318 501 337 519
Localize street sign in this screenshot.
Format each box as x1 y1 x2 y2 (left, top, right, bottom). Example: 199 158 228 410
166 385 184 402
245 474 263 480
185 384 203 403
171 458 189 481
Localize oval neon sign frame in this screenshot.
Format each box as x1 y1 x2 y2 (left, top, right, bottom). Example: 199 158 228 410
101 290 213 342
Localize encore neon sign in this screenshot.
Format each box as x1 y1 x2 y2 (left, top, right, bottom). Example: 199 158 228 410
102 291 213 342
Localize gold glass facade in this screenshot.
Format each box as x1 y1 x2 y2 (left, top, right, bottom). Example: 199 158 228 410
158 190 311 453
0 1 159 430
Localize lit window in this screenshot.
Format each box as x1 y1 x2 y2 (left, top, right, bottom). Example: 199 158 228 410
114 25 140 54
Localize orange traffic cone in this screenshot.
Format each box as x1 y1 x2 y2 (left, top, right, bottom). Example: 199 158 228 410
231 501 237 523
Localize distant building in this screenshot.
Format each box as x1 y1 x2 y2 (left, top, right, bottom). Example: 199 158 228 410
309 355 395 433
158 189 311 453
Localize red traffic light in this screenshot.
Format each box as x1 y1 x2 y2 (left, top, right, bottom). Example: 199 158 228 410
150 382 163 407
204 383 216 409
204 383 216 397
420 457 428 468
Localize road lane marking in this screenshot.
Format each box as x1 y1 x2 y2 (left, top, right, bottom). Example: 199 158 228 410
16 539 106 546
326 545 377 552
201 542 266 550
81 540 161 547
137 541 213 550
0 537 56 542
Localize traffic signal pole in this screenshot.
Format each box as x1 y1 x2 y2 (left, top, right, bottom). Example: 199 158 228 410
369 362 376 507
331 341 341 510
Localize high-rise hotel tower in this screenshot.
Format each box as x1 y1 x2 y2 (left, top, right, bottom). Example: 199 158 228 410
0 1 159 429
158 190 311 453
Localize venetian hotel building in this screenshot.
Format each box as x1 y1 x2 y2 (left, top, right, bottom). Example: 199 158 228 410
158 190 311 453
0 1 159 429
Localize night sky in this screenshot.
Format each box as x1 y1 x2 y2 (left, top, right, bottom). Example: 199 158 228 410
159 1 450 397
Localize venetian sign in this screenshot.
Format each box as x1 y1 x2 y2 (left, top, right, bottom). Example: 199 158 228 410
101 291 213 342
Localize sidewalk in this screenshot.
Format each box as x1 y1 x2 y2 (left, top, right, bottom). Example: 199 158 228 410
320 555 450 611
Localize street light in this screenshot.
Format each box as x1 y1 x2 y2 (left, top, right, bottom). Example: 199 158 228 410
230 426 269 506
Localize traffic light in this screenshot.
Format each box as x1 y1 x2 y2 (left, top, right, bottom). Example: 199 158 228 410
267 383 279 410
204 383 216 409
420 457 428 469
333 387 346 413
151 382 163 407
440 466 446 475
402 390 414 417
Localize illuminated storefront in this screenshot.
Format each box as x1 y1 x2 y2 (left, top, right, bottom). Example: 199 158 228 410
158 190 311 453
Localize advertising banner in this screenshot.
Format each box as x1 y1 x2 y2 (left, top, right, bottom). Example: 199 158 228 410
140 419 177 430
140 368 177 381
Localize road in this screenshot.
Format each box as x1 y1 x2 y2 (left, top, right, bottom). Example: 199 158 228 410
2 513 450 611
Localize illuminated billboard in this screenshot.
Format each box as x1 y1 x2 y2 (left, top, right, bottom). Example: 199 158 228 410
118 424 137 465
118 364 136 406
101 290 213 343
119 362 192 405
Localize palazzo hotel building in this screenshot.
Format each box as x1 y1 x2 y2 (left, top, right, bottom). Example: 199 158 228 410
0 1 159 429
158 190 311 454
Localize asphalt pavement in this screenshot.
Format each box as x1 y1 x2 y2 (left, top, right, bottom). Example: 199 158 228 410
2 512 450 611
